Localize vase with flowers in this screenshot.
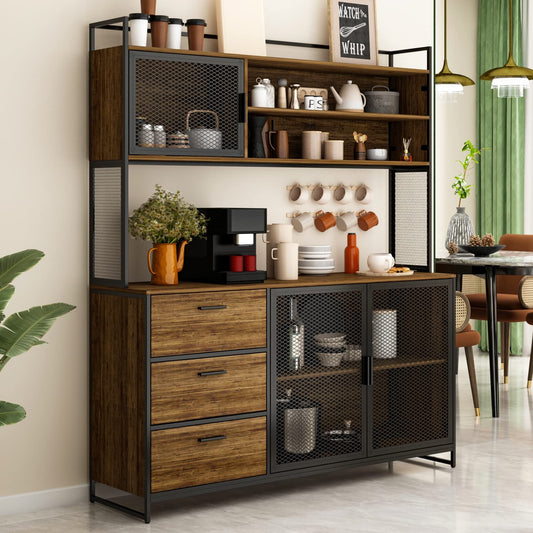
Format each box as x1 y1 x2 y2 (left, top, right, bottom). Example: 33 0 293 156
128 185 207 285
445 140 484 250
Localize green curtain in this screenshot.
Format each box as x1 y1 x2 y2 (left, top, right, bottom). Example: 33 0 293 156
477 0 525 354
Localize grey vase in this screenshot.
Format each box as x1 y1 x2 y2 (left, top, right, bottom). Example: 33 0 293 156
445 206 474 248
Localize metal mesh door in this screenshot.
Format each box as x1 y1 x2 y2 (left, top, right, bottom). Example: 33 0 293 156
369 282 451 454
130 51 244 157
270 287 365 472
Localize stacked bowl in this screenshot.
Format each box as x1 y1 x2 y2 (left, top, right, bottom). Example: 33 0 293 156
298 245 335 275
314 332 346 367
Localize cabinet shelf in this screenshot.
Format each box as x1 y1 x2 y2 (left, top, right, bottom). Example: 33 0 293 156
128 154 429 167
248 107 430 122
277 357 447 381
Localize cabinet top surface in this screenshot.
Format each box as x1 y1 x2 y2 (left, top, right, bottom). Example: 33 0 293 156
91 272 454 295
94 45 430 77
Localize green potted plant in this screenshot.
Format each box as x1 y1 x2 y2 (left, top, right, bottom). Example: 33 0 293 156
0 249 75 426
445 140 483 249
128 185 207 285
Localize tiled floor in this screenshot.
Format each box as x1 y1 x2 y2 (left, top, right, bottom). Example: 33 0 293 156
2 350 533 532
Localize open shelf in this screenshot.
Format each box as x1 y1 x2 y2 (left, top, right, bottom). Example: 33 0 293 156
248 107 430 122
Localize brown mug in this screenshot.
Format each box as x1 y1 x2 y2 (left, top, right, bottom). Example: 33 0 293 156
314 210 336 232
268 130 289 159
150 15 169 48
357 210 379 231
186 19 206 51
141 0 156 14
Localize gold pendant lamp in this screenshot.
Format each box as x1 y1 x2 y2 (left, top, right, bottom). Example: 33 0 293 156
480 0 533 98
435 0 475 102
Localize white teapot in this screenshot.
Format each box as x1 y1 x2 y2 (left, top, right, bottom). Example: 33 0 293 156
330 80 366 112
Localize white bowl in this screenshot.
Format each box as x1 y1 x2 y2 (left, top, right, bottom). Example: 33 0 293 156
316 339 346 349
314 332 346 343
343 344 362 361
367 148 388 161
299 252 333 260
317 351 345 367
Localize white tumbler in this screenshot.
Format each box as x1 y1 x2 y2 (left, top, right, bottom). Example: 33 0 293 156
129 13 149 46
167 18 183 49
372 309 397 359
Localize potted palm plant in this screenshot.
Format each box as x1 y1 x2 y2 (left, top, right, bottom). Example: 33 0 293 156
445 140 483 249
0 249 75 426
128 185 207 285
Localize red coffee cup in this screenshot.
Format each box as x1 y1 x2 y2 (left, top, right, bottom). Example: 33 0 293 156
357 210 379 231
229 255 244 272
314 210 337 232
244 255 256 272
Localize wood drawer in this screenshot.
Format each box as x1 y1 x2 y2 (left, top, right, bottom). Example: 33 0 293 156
151 353 266 424
151 290 266 357
151 417 266 492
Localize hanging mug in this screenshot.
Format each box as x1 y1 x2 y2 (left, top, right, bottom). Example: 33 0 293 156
292 212 314 232
357 210 379 231
314 210 336 232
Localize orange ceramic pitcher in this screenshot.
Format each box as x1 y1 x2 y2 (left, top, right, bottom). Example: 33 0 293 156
147 241 187 285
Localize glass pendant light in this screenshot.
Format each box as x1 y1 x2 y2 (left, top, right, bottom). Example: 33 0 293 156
435 0 475 101
480 0 533 98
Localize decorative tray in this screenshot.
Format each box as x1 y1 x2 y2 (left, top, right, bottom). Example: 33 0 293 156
355 270 414 277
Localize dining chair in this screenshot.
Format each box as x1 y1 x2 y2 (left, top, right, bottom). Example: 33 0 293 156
466 234 533 384
456 292 481 416
526 313 533 389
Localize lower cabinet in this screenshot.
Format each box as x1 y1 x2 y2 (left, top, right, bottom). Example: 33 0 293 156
90 275 454 523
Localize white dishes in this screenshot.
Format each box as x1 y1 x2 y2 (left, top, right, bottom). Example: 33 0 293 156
317 351 344 367
314 332 346 345
367 148 388 161
299 245 334 274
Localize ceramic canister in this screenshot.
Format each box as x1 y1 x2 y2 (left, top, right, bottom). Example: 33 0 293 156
271 242 299 280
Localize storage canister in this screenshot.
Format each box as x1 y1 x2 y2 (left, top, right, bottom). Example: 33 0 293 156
364 85 400 114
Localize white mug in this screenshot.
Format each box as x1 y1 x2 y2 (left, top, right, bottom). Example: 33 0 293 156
324 140 344 160
355 184 372 204
337 212 358 231
334 184 354 204
262 223 293 244
292 212 314 232
312 184 332 204
302 131 322 159
289 184 310 204
271 242 299 280
367 253 395 273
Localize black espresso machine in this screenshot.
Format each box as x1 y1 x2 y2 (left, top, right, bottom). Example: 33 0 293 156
181 208 267 284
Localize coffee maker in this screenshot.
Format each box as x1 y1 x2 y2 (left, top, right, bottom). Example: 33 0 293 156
181 208 267 284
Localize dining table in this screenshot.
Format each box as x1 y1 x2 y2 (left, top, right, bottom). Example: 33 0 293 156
436 251 533 417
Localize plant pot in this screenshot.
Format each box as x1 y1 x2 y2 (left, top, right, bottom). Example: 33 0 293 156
147 241 187 285
445 207 474 248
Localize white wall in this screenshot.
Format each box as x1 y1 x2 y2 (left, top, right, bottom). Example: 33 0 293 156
434 0 479 258
0 0 432 505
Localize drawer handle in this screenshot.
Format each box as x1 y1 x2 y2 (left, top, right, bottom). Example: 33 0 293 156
197 370 227 377
198 305 227 310
198 435 227 443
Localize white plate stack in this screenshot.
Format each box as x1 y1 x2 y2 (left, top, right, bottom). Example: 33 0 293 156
298 245 335 275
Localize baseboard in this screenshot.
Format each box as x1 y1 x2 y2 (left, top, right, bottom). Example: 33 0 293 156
0 484 88 516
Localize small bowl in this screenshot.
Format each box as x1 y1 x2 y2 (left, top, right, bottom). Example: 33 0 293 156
367 148 388 161
458 244 505 256
317 351 344 367
314 332 346 344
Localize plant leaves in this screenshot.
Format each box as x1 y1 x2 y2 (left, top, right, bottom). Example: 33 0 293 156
0 284 15 322
0 401 26 426
0 250 44 289
0 303 76 358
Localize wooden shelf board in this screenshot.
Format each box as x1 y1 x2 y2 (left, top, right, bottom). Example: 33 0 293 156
277 358 447 381
129 155 429 167
128 46 430 77
248 107 430 122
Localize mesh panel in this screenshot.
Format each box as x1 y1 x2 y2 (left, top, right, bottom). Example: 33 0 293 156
273 289 364 470
131 52 243 156
93 167 122 281
394 171 428 267
370 284 449 451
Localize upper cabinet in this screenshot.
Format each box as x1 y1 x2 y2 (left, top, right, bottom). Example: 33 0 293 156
90 19 431 168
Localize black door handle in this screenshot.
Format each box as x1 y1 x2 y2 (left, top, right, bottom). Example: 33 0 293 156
198 305 228 310
198 435 227 443
197 370 227 377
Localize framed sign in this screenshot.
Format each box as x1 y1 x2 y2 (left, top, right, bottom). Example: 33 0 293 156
328 0 377 65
